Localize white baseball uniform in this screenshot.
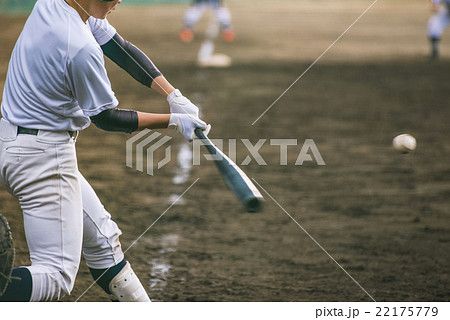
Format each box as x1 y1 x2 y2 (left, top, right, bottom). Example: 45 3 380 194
0 0 127 301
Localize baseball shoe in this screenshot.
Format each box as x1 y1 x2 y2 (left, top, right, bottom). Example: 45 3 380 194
0 213 15 296
179 28 194 43
197 53 232 68
222 29 235 42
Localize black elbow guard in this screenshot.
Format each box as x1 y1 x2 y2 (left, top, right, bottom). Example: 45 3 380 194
90 108 139 133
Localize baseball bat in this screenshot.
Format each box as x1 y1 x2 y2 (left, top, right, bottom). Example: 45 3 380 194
194 128 264 212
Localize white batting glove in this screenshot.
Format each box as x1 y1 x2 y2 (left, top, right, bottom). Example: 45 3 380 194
167 89 199 117
169 113 211 142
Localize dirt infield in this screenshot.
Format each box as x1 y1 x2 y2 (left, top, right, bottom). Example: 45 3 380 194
1 0 449 302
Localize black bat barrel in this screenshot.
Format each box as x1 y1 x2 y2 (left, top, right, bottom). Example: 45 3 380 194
195 129 264 212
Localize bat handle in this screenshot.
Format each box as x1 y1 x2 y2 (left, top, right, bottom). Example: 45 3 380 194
194 128 207 140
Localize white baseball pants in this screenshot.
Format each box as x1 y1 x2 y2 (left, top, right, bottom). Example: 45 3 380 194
427 6 450 38
183 3 231 30
0 118 124 301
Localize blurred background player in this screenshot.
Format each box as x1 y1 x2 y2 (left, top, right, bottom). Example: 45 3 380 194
179 0 234 67
427 0 450 60
179 0 234 43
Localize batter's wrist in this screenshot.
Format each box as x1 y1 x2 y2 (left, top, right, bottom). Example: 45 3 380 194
151 76 175 98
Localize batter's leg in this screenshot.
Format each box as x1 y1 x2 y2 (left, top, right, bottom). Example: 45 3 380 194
0 123 83 301
79 172 150 302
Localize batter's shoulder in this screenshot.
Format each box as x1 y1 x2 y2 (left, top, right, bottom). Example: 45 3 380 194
67 24 104 64
88 17 117 46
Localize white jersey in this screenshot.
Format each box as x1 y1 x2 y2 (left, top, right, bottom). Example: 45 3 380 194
1 0 118 131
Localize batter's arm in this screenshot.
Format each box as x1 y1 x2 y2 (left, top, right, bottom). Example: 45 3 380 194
90 108 170 133
90 108 208 142
151 75 175 98
101 33 175 97
101 34 201 115
101 34 164 89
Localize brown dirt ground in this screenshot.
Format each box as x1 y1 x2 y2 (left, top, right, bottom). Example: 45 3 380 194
0 0 449 302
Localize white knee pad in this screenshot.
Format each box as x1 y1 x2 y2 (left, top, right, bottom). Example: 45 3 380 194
109 262 151 302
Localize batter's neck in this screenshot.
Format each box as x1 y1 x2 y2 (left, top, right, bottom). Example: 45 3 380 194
65 0 91 23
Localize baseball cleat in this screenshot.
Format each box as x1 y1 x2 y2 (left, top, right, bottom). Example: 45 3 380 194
179 28 194 43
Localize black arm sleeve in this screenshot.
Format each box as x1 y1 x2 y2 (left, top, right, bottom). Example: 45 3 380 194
90 108 139 133
101 33 162 88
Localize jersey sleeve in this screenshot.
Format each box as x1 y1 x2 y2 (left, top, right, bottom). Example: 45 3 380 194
66 44 119 117
88 17 117 46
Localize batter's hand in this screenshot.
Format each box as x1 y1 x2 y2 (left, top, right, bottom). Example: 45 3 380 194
167 89 199 117
169 113 211 142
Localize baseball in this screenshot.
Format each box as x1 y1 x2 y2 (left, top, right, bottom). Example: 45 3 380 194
392 134 417 153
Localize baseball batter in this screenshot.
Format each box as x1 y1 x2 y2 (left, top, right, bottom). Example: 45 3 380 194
179 0 234 43
427 0 450 59
0 0 209 301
